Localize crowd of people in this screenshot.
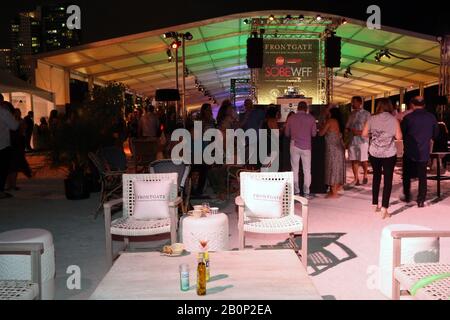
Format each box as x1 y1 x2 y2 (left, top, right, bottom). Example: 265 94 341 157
0 94 32 199
301 95 443 219
1 91 448 210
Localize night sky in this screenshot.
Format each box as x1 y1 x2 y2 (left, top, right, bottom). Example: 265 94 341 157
0 0 449 49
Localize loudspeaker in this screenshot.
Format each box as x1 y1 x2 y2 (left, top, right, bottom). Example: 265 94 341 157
155 89 180 101
325 36 341 68
247 37 264 68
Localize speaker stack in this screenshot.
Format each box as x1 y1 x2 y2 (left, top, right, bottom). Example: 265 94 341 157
247 37 264 68
325 36 342 68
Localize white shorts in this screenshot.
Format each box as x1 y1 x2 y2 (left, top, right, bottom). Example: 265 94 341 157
348 143 369 162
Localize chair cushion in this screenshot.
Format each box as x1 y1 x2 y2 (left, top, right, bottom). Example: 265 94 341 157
133 180 171 220
244 179 285 219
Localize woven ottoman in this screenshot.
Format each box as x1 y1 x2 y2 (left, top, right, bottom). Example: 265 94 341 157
180 213 229 252
0 229 55 300
378 224 439 299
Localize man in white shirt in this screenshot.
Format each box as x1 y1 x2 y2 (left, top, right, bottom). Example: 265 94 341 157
346 96 371 185
0 94 19 199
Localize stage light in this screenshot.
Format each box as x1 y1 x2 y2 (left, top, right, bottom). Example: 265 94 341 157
345 67 353 76
316 15 322 21
243 19 250 24
184 32 193 41
163 31 177 39
168 56 173 62
268 15 275 21
298 15 305 21
341 18 348 25
285 14 292 20
170 40 181 49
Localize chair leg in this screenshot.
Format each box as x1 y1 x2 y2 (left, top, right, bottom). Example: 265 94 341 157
123 237 129 251
238 230 244 250
105 232 113 269
392 279 401 300
301 233 308 269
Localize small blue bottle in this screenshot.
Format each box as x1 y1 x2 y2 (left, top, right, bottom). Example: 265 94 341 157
179 264 190 291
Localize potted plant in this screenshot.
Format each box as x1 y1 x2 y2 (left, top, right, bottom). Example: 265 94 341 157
50 82 126 200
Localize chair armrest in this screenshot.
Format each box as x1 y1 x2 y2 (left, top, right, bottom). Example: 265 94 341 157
169 196 182 207
0 242 44 254
391 230 450 239
104 198 123 210
293 195 309 207
235 196 245 207
104 171 126 177
0 242 44 299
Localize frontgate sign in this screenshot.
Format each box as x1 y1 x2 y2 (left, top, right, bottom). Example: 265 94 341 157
256 39 320 104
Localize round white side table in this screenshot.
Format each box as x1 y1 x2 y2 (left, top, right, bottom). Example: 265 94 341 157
180 213 229 252
378 224 439 299
0 229 55 300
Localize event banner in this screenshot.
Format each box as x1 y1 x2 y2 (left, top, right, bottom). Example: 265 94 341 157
256 39 320 105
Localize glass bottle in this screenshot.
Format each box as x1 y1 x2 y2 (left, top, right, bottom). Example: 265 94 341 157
204 251 210 281
179 264 189 291
197 252 207 296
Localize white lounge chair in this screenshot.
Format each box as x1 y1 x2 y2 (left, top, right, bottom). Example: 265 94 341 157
103 173 182 267
235 171 309 267
392 230 450 300
0 243 44 300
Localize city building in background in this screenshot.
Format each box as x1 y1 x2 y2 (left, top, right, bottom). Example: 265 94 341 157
10 10 41 80
7 4 82 81
41 5 81 52
0 49 15 73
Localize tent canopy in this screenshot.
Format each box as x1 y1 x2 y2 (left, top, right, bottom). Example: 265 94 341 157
36 10 441 107
0 69 54 102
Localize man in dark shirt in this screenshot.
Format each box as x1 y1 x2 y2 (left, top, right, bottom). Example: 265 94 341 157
24 111 34 151
401 96 439 207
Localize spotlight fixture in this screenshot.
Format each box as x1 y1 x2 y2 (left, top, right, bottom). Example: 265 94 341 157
298 15 305 21
285 14 292 20
375 49 391 62
375 53 381 63
168 56 173 62
345 67 353 76
183 32 193 41
268 14 275 21
170 40 181 49
163 31 177 39
243 19 250 24
341 18 348 25
316 14 322 21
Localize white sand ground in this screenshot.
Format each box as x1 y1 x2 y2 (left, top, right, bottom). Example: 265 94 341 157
0 155 449 300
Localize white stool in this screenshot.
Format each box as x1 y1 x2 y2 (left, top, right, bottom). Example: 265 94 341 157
378 224 439 299
181 213 229 252
0 229 55 300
